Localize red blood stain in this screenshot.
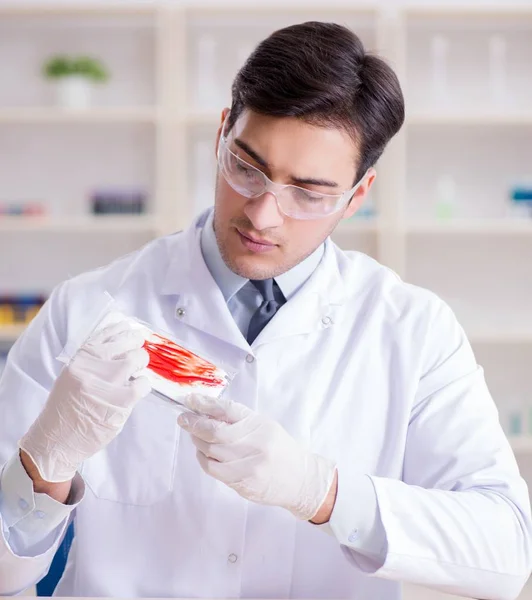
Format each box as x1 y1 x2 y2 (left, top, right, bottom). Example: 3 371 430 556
143 334 225 388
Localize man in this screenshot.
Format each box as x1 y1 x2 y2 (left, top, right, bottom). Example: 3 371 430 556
0 21 530 600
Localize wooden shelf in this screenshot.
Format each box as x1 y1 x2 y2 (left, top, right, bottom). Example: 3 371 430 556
185 5 377 17
406 219 532 236
0 107 159 124
337 218 379 234
0 5 157 16
469 331 532 345
405 7 532 19
510 437 532 454
184 111 221 127
0 325 26 343
407 111 532 126
0 216 160 233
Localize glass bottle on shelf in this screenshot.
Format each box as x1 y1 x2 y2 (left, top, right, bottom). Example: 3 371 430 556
488 34 509 109
430 34 450 109
435 175 457 220
506 396 525 438
197 34 219 111
194 139 215 214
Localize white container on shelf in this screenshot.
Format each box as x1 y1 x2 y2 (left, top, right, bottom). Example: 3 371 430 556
434 175 458 220
55 76 92 110
194 139 215 215
430 34 450 107
488 34 509 108
196 34 219 110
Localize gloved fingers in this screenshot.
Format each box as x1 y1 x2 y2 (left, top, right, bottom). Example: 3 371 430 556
191 435 260 463
94 374 152 408
182 394 229 421
178 412 228 442
196 449 227 482
86 320 134 346
196 451 258 488
89 330 147 361
128 375 152 401
183 393 251 424
179 410 257 445
191 436 234 462
112 348 150 381
115 344 150 367
192 437 219 460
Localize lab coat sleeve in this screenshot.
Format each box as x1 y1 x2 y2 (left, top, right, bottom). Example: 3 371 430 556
0 282 76 595
0 452 84 553
344 300 532 600
318 474 387 562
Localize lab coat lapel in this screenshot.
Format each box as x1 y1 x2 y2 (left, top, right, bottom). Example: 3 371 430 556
253 240 346 348
160 218 248 352
160 217 346 349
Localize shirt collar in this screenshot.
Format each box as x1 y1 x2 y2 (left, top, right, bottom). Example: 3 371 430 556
200 209 324 303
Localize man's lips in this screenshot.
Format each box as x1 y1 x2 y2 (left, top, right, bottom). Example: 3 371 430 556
236 229 277 247
235 228 279 253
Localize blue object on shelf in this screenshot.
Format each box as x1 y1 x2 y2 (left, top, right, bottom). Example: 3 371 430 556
508 186 532 218
36 522 74 596
509 412 523 436
510 188 532 202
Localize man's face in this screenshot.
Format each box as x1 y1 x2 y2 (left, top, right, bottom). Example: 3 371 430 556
213 109 375 280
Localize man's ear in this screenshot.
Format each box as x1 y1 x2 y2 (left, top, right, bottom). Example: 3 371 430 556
215 107 231 158
342 168 377 220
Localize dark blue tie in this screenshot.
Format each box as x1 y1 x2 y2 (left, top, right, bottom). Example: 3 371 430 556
246 279 286 344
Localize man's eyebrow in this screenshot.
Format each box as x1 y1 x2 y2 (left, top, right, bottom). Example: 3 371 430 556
234 138 269 169
290 175 339 188
234 138 339 189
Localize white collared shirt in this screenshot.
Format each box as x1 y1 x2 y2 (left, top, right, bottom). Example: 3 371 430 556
200 209 324 338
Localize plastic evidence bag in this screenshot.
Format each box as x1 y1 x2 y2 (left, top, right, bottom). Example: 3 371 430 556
56 295 237 414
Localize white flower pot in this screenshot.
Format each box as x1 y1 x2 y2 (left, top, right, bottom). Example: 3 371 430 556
55 76 92 110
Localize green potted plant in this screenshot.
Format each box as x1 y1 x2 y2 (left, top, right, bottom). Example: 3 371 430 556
43 55 110 109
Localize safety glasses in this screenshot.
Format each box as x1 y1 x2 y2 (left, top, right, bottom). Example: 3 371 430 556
217 114 368 221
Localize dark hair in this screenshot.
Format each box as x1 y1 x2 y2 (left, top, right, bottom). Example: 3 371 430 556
229 21 405 184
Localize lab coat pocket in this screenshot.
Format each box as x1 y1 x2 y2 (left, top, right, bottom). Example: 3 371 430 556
81 395 180 506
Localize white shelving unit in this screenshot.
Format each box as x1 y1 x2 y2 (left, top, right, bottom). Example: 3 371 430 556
407 110 532 126
406 218 532 235
1 0 532 528
0 107 160 123
510 437 532 455
0 215 160 232
399 8 532 465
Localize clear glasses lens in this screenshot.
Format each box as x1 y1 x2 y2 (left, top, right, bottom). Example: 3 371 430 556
218 128 355 220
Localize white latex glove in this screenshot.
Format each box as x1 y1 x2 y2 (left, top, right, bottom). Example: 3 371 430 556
177 394 337 521
20 321 151 483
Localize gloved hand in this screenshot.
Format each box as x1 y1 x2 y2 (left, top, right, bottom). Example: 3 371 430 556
177 394 337 521
19 321 151 483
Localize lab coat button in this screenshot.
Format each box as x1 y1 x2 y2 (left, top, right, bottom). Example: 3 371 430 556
321 316 332 326
176 307 186 318
245 354 255 363
35 510 46 519
18 498 29 510
228 553 238 563
348 529 360 543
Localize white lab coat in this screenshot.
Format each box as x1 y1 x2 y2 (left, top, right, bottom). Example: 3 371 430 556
0 212 530 599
